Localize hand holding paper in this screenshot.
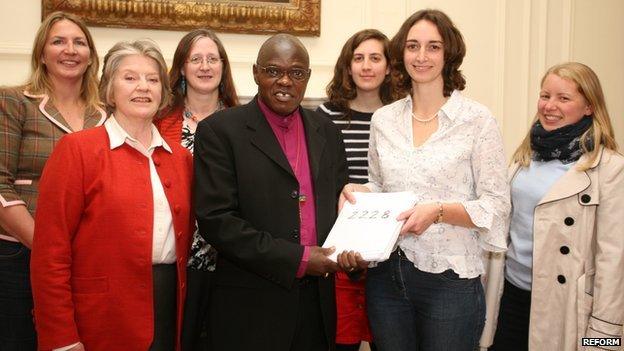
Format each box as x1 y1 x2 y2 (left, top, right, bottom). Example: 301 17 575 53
336 250 369 273
338 183 371 211
323 191 418 263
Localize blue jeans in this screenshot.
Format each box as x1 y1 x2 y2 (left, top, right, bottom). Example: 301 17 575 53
0 240 37 350
366 249 485 351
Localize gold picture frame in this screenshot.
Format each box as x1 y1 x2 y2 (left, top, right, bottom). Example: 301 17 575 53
42 0 321 36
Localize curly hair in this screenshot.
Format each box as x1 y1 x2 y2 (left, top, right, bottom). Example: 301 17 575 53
325 29 397 118
390 9 466 97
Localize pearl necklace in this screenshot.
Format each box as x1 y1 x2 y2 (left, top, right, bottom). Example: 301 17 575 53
411 111 438 123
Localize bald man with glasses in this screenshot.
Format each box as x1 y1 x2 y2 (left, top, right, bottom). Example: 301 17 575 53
194 34 348 351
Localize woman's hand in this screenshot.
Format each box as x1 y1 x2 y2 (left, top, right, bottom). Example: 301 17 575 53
336 250 369 273
397 203 439 235
338 183 370 211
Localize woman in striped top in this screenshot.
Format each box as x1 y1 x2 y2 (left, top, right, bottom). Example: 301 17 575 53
316 29 397 351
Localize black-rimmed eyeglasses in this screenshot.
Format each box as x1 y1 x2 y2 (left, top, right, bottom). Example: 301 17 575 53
255 64 310 81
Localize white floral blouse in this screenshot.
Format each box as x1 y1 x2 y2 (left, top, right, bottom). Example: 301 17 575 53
366 91 510 278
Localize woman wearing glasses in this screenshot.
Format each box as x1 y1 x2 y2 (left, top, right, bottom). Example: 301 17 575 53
154 28 238 351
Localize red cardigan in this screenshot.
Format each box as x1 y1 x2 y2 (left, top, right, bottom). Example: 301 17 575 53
31 126 194 351
154 107 184 145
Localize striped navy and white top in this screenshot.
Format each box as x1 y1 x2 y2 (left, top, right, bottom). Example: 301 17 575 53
316 103 372 185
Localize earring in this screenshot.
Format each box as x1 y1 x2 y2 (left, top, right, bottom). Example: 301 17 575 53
181 76 187 96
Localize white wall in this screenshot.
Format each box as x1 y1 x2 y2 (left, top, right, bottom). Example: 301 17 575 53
571 0 624 153
0 0 622 156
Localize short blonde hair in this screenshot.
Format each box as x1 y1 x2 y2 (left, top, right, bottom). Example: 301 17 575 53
511 62 618 170
28 11 100 110
99 39 171 114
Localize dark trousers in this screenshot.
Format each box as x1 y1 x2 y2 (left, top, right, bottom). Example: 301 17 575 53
181 268 214 351
149 264 177 351
289 278 329 351
366 250 485 351
0 240 36 350
489 279 531 351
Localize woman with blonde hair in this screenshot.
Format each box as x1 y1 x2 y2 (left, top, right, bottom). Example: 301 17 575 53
31 39 194 351
0 11 104 349
484 62 623 351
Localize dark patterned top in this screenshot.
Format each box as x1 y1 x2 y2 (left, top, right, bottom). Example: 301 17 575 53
182 102 223 271
316 103 372 184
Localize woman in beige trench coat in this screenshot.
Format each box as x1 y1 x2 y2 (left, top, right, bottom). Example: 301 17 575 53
480 62 623 351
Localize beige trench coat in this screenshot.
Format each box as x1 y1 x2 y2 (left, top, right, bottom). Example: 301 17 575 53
480 147 624 351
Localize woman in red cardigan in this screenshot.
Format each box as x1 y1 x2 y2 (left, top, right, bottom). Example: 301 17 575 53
154 28 238 351
30 39 194 351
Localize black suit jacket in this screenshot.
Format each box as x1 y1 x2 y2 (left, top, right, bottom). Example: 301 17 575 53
194 97 347 351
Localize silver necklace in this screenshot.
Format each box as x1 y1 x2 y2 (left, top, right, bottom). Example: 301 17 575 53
411 111 438 123
184 99 223 122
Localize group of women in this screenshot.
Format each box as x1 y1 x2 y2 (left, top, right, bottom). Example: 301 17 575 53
0 7 621 351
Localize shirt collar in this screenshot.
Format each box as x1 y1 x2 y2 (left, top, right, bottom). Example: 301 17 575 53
105 115 172 153
257 95 299 130
403 90 463 122
439 90 463 122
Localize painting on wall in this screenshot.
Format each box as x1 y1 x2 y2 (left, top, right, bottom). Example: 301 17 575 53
42 0 321 36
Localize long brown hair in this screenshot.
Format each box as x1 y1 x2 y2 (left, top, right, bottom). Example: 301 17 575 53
169 29 239 109
390 9 466 97
325 29 397 117
27 11 100 110
511 62 618 170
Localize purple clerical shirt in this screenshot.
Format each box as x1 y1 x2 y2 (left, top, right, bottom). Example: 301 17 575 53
258 98 317 278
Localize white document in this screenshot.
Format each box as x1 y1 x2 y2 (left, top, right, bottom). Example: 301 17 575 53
323 191 417 262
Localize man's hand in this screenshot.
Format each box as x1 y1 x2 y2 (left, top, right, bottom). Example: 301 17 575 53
336 250 369 273
338 183 370 211
305 246 339 276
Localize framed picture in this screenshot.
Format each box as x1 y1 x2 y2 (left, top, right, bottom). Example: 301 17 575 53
42 0 321 36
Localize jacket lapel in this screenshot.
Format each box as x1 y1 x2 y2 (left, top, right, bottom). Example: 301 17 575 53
24 90 107 133
247 99 295 178
537 147 603 205
301 108 325 181
24 91 73 133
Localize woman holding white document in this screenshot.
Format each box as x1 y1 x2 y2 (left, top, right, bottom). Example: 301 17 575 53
338 9 510 351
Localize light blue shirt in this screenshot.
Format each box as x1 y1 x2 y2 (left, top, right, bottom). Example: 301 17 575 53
505 159 573 291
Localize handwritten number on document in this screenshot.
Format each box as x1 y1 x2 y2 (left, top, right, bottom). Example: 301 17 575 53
346 210 391 220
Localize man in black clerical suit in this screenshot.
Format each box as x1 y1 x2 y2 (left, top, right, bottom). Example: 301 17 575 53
194 33 347 351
